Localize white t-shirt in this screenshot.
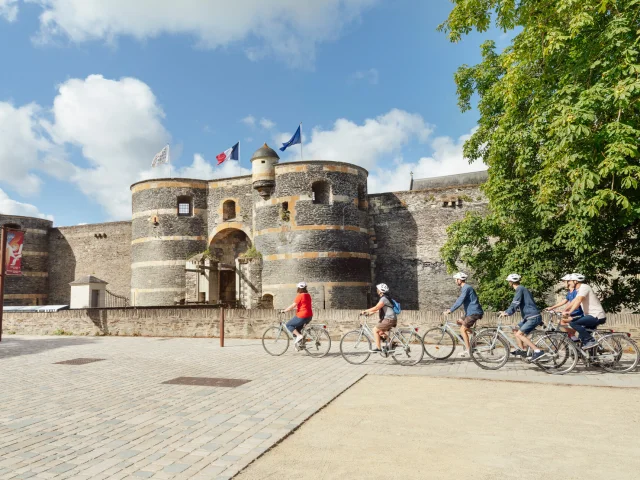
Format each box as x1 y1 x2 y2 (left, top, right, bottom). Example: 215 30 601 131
576 284 606 319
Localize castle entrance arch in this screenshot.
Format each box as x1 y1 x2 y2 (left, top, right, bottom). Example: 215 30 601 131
209 228 251 307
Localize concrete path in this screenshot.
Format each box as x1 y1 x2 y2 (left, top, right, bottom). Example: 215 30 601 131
0 335 638 479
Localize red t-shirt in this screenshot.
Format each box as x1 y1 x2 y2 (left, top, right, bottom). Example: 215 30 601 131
295 293 313 318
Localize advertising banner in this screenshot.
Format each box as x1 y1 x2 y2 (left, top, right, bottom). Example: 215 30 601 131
5 230 24 276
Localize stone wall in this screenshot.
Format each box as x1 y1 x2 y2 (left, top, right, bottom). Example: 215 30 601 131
0 214 52 306
369 184 487 311
4 308 640 342
48 221 131 305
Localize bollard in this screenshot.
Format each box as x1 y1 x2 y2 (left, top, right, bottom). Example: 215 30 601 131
219 306 225 347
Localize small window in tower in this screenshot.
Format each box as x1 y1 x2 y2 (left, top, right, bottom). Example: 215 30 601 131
177 196 192 216
311 181 331 205
280 201 290 222
223 200 236 221
357 185 366 211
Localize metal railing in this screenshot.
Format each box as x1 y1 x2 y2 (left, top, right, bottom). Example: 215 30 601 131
105 289 129 308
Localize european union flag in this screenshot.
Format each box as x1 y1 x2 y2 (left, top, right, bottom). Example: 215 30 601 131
279 124 301 152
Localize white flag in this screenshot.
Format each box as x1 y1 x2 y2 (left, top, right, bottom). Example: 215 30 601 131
151 145 170 167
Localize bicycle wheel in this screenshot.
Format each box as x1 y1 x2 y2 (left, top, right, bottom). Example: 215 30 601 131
303 326 332 358
391 331 424 366
535 332 578 375
422 327 456 360
470 330 509 370
340 330 372 365
262 326 290 356
596 335 640 373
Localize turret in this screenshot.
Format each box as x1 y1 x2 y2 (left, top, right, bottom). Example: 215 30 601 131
251 143 279 198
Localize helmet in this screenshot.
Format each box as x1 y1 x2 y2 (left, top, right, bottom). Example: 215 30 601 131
376 283 389 293
506 273 521 282
452 272 468 281
297 282 307 289
570 273 585 282
560 274 571 281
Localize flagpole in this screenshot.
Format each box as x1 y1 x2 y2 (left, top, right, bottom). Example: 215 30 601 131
300 122 303 161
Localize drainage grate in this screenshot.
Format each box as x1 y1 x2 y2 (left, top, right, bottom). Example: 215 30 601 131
162 377 251 388
54 358 105 365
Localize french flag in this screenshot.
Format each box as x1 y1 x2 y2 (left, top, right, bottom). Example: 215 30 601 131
216 142 239 165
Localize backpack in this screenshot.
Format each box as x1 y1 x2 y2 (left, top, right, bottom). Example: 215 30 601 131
391 298 401 315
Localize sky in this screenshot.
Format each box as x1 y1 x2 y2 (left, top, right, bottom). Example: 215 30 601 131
0 0 500 227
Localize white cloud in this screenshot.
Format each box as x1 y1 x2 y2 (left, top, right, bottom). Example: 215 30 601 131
45 74 170 219
349 68 378 85
26 0 378 67
259 118 275 130
368 129 486 193
281 109 432 170
241 115 256 126
0 188 54 221
0 0 18 21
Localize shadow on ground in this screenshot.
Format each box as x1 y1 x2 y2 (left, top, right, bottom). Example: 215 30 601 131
0 336 97 360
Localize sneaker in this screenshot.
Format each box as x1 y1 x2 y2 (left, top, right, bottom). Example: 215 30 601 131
530 351 547 362
570 336 580 342
369 347 382 353
458 350 469 358
511 349 526 357
294 335 304 344
582 340 598 350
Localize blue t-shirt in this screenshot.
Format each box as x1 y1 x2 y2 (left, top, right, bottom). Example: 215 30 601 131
505 285 540 320
450 284 484 316
566 290 584 318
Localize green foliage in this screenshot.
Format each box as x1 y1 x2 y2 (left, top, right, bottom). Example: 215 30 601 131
240 245 262 259
187 248 219 261
52 329 73 336
280 205 291 222
440 0 640 312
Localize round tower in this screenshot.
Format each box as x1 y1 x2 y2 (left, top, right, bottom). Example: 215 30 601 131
129 179 208 306
252 158 371 309
251 143 279 198
0 214 52 306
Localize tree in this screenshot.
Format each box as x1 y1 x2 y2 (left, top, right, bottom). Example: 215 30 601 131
439 0 640 312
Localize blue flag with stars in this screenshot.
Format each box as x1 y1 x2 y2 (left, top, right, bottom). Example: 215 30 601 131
279 125 301 152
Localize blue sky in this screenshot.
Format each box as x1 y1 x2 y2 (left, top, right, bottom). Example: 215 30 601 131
0 0 499 226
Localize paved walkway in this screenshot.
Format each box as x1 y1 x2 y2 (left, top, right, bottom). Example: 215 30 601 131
0 335 638 479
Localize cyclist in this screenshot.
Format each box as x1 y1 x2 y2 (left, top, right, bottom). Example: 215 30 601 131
545 274 582 340
499 274 546 362
562 273 606 350
442 272 483 358
281 282 313 347
360 283 397 353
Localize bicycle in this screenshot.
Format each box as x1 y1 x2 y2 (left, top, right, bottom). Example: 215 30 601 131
421 320 484 360
541 311 639 374
262 313 331 358
340 315 424 366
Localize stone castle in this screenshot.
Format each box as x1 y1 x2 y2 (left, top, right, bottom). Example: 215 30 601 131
1 143 488 311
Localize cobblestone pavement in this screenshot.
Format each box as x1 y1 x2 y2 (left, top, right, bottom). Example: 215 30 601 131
1 335 638 480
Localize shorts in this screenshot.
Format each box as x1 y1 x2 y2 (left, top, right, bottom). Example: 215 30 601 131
376 318 397 332
518 315 543 335
457 314 483 328
286 316 312 333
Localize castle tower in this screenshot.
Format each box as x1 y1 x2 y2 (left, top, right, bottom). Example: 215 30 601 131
129 179 208 306
252 154 371 310
251 143 279 198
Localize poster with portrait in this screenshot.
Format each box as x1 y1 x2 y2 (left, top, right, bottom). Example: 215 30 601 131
5 230 24 276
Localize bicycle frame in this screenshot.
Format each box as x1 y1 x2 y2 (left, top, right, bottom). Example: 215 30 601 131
355 317 418 353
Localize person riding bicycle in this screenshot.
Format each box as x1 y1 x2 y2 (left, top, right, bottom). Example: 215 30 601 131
499 274 547 362
360 283 397 353
562 273 606 350
442 272 483 358
545 273 582 340
281 282 313 347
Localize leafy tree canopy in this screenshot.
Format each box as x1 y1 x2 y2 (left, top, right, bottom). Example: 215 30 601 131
439 0 640 312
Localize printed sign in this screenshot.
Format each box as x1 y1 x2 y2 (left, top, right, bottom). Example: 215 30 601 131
5 230 24 276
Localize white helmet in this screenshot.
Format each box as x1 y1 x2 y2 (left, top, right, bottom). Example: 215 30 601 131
560 274 571 281
452 272 468 281
570 273 585 282
376 283 389 293
297 282 307 289
506 273 521 282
